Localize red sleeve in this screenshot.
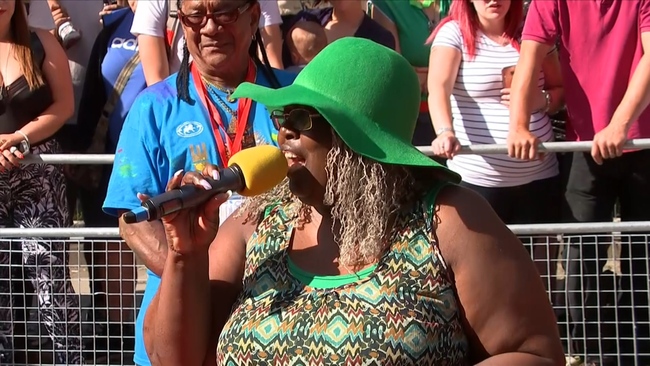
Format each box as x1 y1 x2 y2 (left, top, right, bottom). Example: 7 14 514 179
640 0 650 33
521 0 559 45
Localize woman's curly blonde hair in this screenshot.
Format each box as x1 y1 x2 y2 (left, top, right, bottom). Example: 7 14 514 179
237 132 437 266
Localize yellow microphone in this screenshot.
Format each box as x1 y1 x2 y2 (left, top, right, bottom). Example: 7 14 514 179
122 145 288 223
227 145 288 196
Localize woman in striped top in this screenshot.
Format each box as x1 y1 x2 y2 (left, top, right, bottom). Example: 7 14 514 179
426 0 564 225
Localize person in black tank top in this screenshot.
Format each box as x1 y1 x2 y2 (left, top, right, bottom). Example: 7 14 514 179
0 0 84 363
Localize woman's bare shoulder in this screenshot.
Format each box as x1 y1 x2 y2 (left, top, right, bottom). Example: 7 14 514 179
432 184 518 266
219 207 262 244
30 28 58 44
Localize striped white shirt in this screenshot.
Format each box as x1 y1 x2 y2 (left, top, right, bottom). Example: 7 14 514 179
432 21 558 188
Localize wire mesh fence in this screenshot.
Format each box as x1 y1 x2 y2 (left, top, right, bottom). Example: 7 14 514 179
0 238 139 365
528 234 650 366
0 231 645 365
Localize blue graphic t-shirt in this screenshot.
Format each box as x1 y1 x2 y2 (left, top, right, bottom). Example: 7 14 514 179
103 68 296 366
100 8 146 152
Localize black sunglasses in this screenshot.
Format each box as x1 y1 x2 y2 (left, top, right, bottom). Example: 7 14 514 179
178 2 251 28
271 108 321 132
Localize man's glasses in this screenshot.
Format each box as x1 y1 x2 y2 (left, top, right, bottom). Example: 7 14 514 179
271 108 321 132
178 2 251 28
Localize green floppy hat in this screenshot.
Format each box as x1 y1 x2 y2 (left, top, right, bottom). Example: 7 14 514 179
232 37 460 182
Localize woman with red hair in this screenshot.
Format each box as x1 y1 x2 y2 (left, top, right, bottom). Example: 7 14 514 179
426 0 564 228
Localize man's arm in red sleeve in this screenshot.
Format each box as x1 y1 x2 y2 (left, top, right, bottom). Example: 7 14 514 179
508 0 559 159
606 0 650 132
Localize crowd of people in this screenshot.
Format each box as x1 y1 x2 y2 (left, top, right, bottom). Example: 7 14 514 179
0 0 649 365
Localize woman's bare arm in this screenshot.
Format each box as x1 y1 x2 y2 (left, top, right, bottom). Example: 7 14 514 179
143 208 256 366
435 185 565 366
202 209 258 365
259 24 284 69
138 34 170 86
19 29 74 144
427 45 461 133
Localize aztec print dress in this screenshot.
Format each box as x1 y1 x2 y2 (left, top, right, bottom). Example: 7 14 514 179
217 184 469 365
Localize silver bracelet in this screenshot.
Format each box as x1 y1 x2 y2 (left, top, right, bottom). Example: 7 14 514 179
15 130 29 144
436 127 454 135
15 130 30 151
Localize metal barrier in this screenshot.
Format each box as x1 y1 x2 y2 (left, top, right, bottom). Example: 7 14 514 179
4 140 650 365
16 138 650 164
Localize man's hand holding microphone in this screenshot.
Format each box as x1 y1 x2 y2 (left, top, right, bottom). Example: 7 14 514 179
124 145 289 255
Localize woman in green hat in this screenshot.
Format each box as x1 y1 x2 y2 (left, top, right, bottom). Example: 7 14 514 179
143 37 564 366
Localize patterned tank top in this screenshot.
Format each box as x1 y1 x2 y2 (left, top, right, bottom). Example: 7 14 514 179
217 184 469 365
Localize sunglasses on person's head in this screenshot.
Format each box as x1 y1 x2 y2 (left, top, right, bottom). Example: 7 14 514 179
271 108 321 132
178 2 250 28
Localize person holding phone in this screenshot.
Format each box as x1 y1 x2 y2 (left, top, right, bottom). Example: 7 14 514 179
427 0 564 228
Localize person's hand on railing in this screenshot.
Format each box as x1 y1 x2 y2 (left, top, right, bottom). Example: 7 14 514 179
152 166 231 255
0 133 26 171
591 122 628 165
431 130 460 159
507 127 542 160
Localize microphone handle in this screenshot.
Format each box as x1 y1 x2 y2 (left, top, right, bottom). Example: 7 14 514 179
140 165 244 221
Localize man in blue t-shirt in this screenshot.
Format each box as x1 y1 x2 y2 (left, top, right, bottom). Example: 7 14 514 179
103 56 295 364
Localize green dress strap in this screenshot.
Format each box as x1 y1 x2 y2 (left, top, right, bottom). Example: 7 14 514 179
422 181 452 226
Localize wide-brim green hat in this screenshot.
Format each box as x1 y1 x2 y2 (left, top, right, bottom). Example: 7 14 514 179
232 37 460 183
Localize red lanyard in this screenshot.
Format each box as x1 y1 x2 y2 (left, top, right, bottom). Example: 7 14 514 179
191 59 256 165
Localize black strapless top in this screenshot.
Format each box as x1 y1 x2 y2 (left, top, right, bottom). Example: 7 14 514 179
0 32 54 134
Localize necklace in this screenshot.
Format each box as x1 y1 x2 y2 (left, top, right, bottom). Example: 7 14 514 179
204 81 238 121
420 2 441 31
202 76 236 102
